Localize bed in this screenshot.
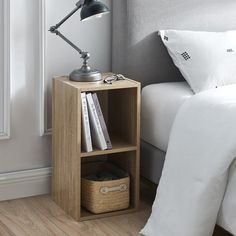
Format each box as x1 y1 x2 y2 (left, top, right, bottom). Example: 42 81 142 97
112 0 236 235
112 0 236 180
141 82 193 183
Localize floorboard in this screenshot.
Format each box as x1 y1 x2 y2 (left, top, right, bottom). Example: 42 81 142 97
0 181 232 236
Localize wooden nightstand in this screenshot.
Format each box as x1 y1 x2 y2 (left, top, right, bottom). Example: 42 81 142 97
52 73 141 221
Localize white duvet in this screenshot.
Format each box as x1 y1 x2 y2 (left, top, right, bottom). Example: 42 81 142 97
141 84 236 236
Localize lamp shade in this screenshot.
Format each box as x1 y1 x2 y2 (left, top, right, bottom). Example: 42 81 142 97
80 0 109 21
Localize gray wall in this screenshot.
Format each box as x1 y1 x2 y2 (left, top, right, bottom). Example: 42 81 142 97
112 0 236 87
0 0 112 173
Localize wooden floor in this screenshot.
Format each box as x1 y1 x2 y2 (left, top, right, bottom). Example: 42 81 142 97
0 182 232 236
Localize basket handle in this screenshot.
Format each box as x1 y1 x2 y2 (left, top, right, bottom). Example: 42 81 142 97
100 184 128 194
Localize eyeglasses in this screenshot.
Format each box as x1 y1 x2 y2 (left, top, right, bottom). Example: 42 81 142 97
103 74 126 84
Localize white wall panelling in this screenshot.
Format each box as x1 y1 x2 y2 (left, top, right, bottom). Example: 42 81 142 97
39 0 112 135
0 0 52 173
0 0 111 199
0 0 10 140
0 167 52 201
39 0 48 136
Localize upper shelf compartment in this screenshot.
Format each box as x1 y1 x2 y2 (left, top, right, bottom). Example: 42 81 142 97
80 84 140 155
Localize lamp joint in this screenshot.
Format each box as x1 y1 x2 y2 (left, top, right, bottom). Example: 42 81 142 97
76 0 85 7
81 52 90 60
49 26 57 34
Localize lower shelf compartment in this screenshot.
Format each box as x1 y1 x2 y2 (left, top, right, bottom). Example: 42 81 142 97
80 206 137 221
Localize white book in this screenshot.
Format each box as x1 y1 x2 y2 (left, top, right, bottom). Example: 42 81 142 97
86 93 108 150
92 93 112 149
81 93 93 152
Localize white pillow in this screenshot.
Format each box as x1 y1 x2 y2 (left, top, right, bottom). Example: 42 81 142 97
159 30 236 93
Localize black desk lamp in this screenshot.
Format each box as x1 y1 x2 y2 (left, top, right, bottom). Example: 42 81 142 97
49 0 110 82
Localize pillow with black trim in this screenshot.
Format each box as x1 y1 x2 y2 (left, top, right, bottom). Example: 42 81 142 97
159 30 236 93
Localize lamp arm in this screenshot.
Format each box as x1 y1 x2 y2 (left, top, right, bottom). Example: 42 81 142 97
50 0 85 31
49 0 88 56
53 29 83 55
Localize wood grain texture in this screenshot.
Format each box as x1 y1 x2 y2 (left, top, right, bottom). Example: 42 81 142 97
81 136 137 158
0 195 150 236
54 74 140 92
0 185 232 236
52 78 81 220
53 75 141 221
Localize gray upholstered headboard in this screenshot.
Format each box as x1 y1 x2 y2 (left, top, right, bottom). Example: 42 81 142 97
112 0 236 87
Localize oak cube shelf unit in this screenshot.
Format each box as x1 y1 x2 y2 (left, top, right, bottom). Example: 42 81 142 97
52 74 141 221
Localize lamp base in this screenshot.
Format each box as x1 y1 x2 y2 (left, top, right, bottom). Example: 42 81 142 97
69 69 102 82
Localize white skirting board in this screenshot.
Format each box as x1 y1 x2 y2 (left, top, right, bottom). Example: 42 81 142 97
0 167 52 201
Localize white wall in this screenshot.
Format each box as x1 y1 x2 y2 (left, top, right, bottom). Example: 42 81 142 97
0 0 112 175
43 0 112 131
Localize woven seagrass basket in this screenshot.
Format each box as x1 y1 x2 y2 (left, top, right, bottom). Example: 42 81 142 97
81 162 130 214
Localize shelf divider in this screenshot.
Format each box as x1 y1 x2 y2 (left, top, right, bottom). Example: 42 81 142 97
81 135 137 158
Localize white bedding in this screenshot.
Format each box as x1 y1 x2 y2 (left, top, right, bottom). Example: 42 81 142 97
141 82 193 152
141 84 236 236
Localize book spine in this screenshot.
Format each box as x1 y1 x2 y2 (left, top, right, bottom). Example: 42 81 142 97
86 93 107 150
92 93 112 149
81 93 93 152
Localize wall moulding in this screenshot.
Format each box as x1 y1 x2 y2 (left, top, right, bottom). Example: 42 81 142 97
0 0 10 140
39 0 51 136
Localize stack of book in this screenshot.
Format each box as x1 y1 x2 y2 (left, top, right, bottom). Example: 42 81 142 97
81 92 112 152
